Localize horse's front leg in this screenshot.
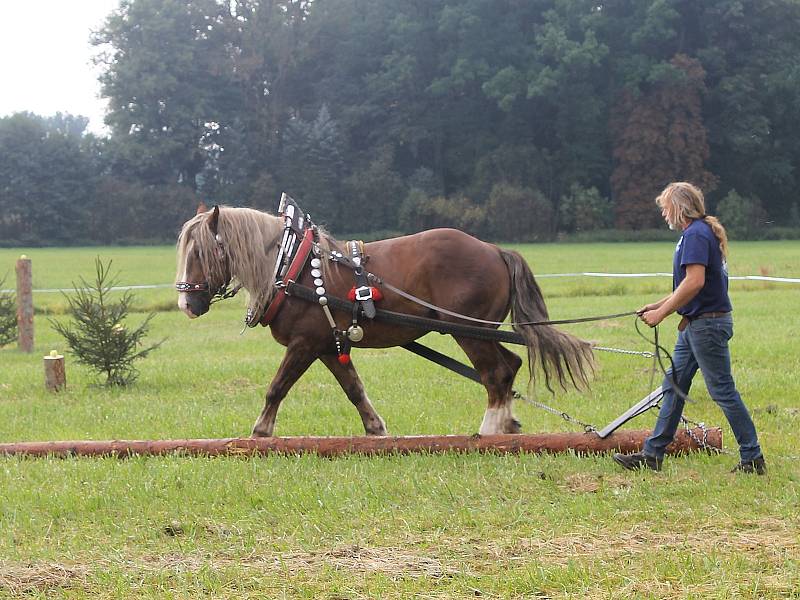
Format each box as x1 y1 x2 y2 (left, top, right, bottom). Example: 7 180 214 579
319 354 388 435
252 343 317 438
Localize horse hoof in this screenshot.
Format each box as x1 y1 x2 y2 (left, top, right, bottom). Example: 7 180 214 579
508 418 522 434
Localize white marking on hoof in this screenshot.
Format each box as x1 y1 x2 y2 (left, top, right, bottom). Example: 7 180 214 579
479 406 513 435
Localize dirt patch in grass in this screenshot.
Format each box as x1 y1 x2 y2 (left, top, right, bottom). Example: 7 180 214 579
753 404 800 418
270 545 460 579
513 516 799 565
0 546 459 594
0 562 89 595
561 472 633 494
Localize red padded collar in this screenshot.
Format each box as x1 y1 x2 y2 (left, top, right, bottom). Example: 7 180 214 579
259 228 315 326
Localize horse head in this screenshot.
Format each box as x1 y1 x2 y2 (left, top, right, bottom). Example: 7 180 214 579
176 205 231 318
176 205 284 320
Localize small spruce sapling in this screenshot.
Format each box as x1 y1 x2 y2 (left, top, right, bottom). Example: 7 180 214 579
50 258 164 385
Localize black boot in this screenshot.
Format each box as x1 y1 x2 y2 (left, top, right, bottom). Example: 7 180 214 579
730 456 767 475
613 451 662 472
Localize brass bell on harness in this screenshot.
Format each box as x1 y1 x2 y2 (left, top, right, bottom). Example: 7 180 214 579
346 324 364 342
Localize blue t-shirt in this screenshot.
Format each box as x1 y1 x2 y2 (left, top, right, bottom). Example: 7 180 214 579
673 219 732 318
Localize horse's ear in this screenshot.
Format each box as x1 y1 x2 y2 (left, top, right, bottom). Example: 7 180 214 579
207 205 220 235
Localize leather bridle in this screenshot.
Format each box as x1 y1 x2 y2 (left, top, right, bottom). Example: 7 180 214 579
175 235 241 302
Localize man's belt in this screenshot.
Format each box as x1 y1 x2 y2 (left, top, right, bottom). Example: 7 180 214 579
690 311 731 320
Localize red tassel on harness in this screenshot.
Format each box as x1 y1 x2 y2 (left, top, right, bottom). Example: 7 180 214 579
338 354 351 365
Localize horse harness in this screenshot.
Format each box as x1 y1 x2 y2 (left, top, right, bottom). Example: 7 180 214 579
258 194 383 365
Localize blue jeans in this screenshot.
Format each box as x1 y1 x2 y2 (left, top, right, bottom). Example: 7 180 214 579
643 315 762 462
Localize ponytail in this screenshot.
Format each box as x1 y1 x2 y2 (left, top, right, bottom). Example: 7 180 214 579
703 215 728 261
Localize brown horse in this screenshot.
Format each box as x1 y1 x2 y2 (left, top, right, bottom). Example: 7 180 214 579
176 205 593 437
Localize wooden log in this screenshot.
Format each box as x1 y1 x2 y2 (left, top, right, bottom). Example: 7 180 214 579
15 256 33 353
0 428 721 459
44 351 66 391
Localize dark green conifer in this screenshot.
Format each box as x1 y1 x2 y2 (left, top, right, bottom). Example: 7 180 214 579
50 258 163 386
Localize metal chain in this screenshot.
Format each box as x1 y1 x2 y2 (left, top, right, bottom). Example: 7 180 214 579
593 346 655 359
510 344 655 434
680 415 734 455
512 390 597 433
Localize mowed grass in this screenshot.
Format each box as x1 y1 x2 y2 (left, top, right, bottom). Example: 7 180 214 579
1 241 799 598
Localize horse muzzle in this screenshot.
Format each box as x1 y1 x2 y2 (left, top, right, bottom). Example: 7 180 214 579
178 293 210 318
176 281 211 318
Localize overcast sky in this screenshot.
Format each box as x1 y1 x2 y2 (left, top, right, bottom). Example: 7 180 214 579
0 0 120 135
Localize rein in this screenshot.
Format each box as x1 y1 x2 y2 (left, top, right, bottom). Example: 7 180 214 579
282 281 632 343
373 274 636 326
321 247 637 327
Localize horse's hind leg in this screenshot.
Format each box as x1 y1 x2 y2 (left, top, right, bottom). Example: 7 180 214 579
455 338 523 434
252 344 317 438
320 354 388 435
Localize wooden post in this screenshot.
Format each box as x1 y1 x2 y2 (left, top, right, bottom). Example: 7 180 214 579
44 350 66 391
15 256 33 352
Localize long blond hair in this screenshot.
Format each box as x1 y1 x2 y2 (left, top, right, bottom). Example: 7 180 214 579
656 182 728 259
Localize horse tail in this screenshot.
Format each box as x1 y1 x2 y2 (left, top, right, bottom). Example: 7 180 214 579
500 249 594 393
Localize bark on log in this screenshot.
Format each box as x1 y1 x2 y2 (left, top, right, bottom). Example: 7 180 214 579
0 428 720 458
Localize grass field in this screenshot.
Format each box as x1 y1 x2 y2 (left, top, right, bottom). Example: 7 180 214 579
1 241 799 598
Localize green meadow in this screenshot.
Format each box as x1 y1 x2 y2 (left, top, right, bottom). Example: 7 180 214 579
1 241 799 598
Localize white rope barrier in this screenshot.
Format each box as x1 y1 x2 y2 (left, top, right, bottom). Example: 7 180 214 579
0 284 175 293
3 273 799 294
535 272 800 283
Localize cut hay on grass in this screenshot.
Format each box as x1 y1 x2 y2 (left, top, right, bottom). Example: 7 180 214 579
0 562 90 595
3 516 796 595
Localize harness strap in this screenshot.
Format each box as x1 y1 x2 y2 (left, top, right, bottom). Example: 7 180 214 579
372 274 635 326
346 240 376 319
402 341 483 383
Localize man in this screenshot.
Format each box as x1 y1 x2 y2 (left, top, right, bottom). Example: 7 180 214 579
613 182 766 474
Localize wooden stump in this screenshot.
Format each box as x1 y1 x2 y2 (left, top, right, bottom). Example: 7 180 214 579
15 256 33 353
44 351 66 391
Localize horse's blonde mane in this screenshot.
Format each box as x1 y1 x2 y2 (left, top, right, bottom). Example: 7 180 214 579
176 205 337 320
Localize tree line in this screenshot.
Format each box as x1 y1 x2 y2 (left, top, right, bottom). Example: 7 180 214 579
2 0 799 246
